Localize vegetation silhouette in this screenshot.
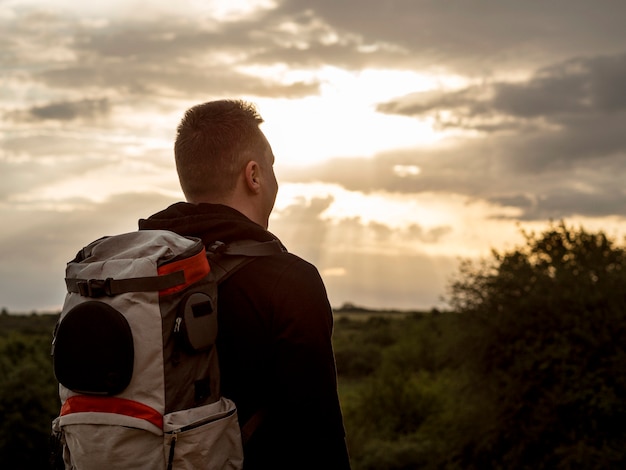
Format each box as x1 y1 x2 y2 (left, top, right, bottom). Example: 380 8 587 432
2 222 626 468
0 313 59 468
337 222 626 469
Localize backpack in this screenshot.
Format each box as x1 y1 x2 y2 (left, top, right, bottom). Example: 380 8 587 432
50 229 283 469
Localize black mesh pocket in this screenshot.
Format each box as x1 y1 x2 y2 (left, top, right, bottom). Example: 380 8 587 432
53 301 134 395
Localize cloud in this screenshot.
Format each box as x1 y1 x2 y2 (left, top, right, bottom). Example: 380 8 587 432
379 52 626 125
0 126 171 204
269 195 458 309
6 98 111 122
346 52 623 219
2 9 322 99
282 137 626 221
270 195 333 264
5 1 626 102
406 224 453 244
2 0 626 313
276 0 626 73
272 193 457 257
6 1 626 107
0 191 177 311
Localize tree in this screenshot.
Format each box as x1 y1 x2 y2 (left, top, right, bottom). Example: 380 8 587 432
0 333 60 468
448 222 626 469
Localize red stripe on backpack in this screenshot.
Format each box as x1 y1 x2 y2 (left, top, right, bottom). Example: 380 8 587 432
61 395 163 430
158 249 210 296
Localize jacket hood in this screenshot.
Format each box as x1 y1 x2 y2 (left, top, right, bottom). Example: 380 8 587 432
138 202 278 244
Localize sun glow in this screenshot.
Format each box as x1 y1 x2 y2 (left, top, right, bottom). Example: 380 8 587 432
18 0 278 21
244 67 466 166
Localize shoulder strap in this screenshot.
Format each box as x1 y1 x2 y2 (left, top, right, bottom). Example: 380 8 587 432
207 239 285 284
208 239 284 257
207 240 283 442
241 408 268 446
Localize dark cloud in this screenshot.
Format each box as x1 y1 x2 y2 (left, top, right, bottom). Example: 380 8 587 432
38 64 320 99
376 52 626 177
379 53 626 124
276 0 626 73
282 128 626 221
492 54 626 119
3 11 322 99
7 1 626 102
340 51 625 219
244 9 409 69
7 98 111 122
492 187 626 221
5 0 626 107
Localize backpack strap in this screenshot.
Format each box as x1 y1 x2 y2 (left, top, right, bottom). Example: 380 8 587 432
65 271 185 297
207 239 285 284
206 239 283 445
241 408 268 446
208 239 284 257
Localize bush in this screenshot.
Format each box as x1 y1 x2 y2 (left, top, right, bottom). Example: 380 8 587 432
340 313 464 470
333 316 397 378
448 222 626 468
0 333 60 468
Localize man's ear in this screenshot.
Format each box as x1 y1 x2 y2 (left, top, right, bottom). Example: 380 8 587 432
244 160 261 193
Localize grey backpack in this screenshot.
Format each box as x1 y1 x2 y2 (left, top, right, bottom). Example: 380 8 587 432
51 229 282 469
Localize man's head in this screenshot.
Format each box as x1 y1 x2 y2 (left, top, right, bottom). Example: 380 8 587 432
174 99 278 228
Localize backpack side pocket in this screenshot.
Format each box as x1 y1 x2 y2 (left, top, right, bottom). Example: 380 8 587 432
163 397 243 470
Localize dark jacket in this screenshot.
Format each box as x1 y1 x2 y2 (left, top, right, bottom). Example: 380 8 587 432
139 203 351 470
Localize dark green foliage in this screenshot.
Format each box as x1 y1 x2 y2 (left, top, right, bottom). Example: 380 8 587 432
448 222 626 469
338 222 626 469
0 330 60 468
0 311 58 337
333 316 398 378
337 313 467 470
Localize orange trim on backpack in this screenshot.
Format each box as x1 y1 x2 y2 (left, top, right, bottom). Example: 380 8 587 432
60 395 163 430
157 249 210 296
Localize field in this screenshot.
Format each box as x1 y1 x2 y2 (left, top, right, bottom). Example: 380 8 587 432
2 301 626 469
1 309 453 468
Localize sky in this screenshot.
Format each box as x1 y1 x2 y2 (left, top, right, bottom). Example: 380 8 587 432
1 0 626 313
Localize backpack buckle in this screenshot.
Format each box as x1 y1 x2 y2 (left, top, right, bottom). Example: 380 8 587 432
207 241 227 254
77 278 114 297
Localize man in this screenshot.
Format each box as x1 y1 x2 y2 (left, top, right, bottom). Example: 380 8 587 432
139 100 351 469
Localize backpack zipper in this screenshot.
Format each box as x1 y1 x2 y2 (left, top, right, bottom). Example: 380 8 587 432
165 407 237 467
171 316 183 366
166 430 178 470
166 406 237 435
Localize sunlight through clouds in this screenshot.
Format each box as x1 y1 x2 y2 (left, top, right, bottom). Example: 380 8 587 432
253 67 463 165
6 0 277 20
190 0 277 21
1 0 625 311
273 182 524 258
